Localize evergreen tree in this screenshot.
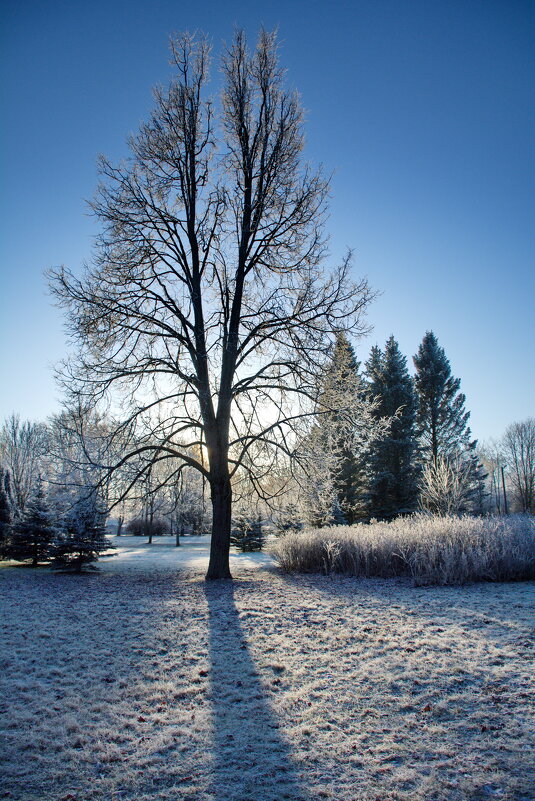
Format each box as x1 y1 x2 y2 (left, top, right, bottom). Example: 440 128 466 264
316 333 367 523
413 331 486 512
5 478 55 565
413 331 473 462
230 512 264 551
0 468 13 554
52 493 111 572
365 345 383 391
365 336 420 519
330 498 348 525
274 502 304 536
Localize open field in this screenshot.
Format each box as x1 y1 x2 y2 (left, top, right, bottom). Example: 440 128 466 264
1 537 534 801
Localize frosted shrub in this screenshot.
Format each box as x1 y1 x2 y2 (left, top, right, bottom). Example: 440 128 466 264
269 514 535 585
419 456 473 515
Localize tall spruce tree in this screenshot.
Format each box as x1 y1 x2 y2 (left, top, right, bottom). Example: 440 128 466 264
5 478 55 565
413 331 485 512
315 333 367 524
365 336 420 519
413 332 474 462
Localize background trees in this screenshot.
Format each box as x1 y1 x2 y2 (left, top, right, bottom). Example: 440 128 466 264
0 388 529 569
312 333 370 524
294 331 491 523
46 408 116 518
296 333 382 526
0 414 48 517
49 30 373 579
0 469 13 552
502 418 535 513
477 440 507 514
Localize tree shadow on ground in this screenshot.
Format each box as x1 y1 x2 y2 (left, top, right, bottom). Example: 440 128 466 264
204 579 309 801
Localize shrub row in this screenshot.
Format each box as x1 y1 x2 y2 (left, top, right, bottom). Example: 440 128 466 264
269 514 535 585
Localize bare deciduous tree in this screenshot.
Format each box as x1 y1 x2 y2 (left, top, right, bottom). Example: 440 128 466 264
49 30 374 579
0 414 48 516
477 439 507 514
419 456 473 516
502 419 535 513
46 407 119 517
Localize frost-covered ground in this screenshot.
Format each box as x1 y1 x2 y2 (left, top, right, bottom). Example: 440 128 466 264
1 536 534 801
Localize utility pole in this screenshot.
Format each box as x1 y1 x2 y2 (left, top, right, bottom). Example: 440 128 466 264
501 465 508 515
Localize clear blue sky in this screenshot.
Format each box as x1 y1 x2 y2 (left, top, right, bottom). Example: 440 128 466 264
1 0 534 443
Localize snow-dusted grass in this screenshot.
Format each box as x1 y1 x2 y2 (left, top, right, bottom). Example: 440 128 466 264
1 537 534 801
270 514 535 585
99 535 275 572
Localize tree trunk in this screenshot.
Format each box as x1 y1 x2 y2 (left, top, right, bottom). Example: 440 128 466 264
148 504 154 544
206 477 232 579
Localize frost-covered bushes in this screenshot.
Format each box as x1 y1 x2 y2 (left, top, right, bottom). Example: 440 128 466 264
270 514 535 585
126 517 170 537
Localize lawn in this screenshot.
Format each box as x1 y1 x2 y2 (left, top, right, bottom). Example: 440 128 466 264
1 537 534 801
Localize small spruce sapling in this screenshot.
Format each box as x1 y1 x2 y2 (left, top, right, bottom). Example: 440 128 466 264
53 494 112 572
230 512 264 552
274 502 304 536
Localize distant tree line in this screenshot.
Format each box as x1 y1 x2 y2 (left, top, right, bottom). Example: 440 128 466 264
0 410 211 566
